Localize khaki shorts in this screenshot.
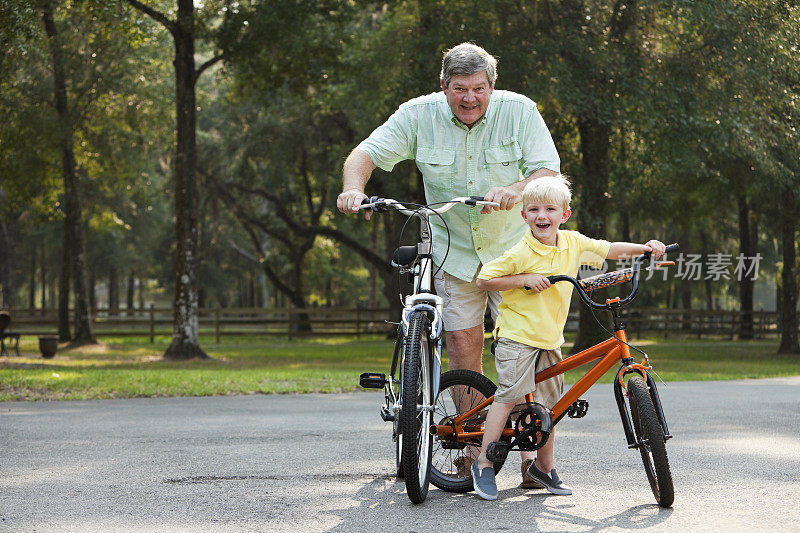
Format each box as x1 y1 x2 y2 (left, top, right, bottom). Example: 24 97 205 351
433 265 501 332
493 337 564 407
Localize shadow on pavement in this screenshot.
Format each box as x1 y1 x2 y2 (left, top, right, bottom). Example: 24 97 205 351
327 474 672 532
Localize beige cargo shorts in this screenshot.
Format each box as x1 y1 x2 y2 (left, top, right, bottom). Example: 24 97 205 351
493 337 563 407
432 265 501 331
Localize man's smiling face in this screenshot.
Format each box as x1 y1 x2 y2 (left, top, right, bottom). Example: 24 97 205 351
441 72 493 128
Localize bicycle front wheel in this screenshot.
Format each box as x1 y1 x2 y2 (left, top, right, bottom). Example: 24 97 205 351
400 310 433 503
395 432 404 478
627 376 674 507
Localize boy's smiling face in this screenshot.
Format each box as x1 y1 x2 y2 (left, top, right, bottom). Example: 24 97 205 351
521 201 571 246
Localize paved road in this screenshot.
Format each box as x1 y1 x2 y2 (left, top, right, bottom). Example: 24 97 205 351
1 377 799 532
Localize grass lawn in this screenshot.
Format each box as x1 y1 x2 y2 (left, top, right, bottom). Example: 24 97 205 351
1 334 798 401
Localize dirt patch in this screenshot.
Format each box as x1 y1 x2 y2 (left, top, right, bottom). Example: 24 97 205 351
61 341 112 354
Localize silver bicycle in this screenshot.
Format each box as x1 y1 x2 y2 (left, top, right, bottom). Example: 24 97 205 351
358 195 499 504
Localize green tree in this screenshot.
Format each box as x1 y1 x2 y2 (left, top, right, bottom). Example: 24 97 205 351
125 0 231 359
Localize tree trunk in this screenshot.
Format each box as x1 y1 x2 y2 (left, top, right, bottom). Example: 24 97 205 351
126 270 135 314
163 0 207 359
138 276 145 310
108 265 119 316
700 230 714 310
40 241 47 315
42 0 95 344
369 219 379 308
778 188 799 354
572 116 611 353
737 194 755 339
29 250 36 309
58 229 71 341
680 232 692 330
0 217 18 308
288 251 312 332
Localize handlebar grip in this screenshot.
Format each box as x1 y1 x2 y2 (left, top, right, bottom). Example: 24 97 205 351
525 275 567 290
665 243 680 254
464 195 485 206
361 196 389 212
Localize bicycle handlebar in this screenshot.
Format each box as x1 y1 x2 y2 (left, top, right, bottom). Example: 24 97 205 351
359 196 500 218
543 243 680 310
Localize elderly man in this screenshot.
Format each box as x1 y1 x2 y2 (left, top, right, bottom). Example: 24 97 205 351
339 41 559 365
337 44 559 482
339 40 559 364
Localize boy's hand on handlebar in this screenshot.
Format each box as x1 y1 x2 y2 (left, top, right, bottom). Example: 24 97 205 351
337 189 371 220
644 240 666 259
481 186 521 214
522 273 551 293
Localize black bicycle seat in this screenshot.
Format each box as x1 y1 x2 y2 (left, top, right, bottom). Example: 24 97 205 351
392 245 418 267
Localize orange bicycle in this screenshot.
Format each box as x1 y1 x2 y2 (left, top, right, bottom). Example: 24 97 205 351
428 245 679 507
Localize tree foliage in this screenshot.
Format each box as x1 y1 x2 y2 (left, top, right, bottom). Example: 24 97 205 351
1 0 798 352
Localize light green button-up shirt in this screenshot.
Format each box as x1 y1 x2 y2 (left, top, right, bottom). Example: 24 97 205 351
357 90 560 281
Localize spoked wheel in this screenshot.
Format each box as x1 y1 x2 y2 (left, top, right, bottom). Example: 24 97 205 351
399 311 433 503
627 376 674 507
395 432 404 478
430 369 508 493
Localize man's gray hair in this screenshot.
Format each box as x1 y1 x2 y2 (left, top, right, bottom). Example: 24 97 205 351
440 43 498 88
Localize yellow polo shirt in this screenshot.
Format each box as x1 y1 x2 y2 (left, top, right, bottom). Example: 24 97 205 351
477 230 611 349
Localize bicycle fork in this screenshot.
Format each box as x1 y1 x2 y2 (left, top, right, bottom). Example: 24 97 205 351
614 365 672 449
374 304 443 424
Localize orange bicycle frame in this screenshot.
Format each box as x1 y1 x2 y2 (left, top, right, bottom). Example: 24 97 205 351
432 330 635 440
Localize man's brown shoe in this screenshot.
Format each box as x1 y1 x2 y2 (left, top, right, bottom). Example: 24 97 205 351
454 456 474 478
521 459 545 489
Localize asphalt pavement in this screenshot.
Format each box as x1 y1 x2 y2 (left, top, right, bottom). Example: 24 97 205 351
1 376 799 532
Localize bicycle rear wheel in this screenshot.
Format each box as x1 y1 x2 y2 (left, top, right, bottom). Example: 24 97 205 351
430 369 508 493
399 311 433 503
627 376 674 507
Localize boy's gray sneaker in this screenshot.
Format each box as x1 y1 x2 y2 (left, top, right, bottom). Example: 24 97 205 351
525 462 573 495
471 461 498 500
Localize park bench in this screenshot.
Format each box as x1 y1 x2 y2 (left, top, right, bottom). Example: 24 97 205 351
0 310 21 356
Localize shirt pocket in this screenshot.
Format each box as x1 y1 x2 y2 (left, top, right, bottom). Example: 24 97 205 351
416 145 455 191
484 138 522 186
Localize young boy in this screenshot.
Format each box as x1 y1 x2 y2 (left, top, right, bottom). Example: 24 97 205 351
470 175 665 500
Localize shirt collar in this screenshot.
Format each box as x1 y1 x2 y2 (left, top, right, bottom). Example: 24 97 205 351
442 91 490 129
523 230 568 255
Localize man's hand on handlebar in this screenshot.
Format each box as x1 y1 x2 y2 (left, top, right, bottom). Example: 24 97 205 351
481 186 521 214
337 189 371 220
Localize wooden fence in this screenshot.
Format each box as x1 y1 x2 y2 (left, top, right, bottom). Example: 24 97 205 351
4 306 395 343
1 306 786 343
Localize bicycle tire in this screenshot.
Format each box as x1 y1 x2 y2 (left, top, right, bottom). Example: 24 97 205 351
430 369 508 493
400 311 433 503
627 376 674 507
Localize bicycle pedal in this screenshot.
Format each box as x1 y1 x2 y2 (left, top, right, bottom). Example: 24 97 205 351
380 406 395 422
359 372 388 389
567 399 589 419
486 441 509 463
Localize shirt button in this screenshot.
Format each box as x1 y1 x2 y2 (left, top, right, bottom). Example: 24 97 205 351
468 155 472 160
477 247 481 251
468 181 473 185
473 227 477 231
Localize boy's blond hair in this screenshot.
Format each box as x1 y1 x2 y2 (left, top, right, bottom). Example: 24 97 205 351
522 174 572 211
